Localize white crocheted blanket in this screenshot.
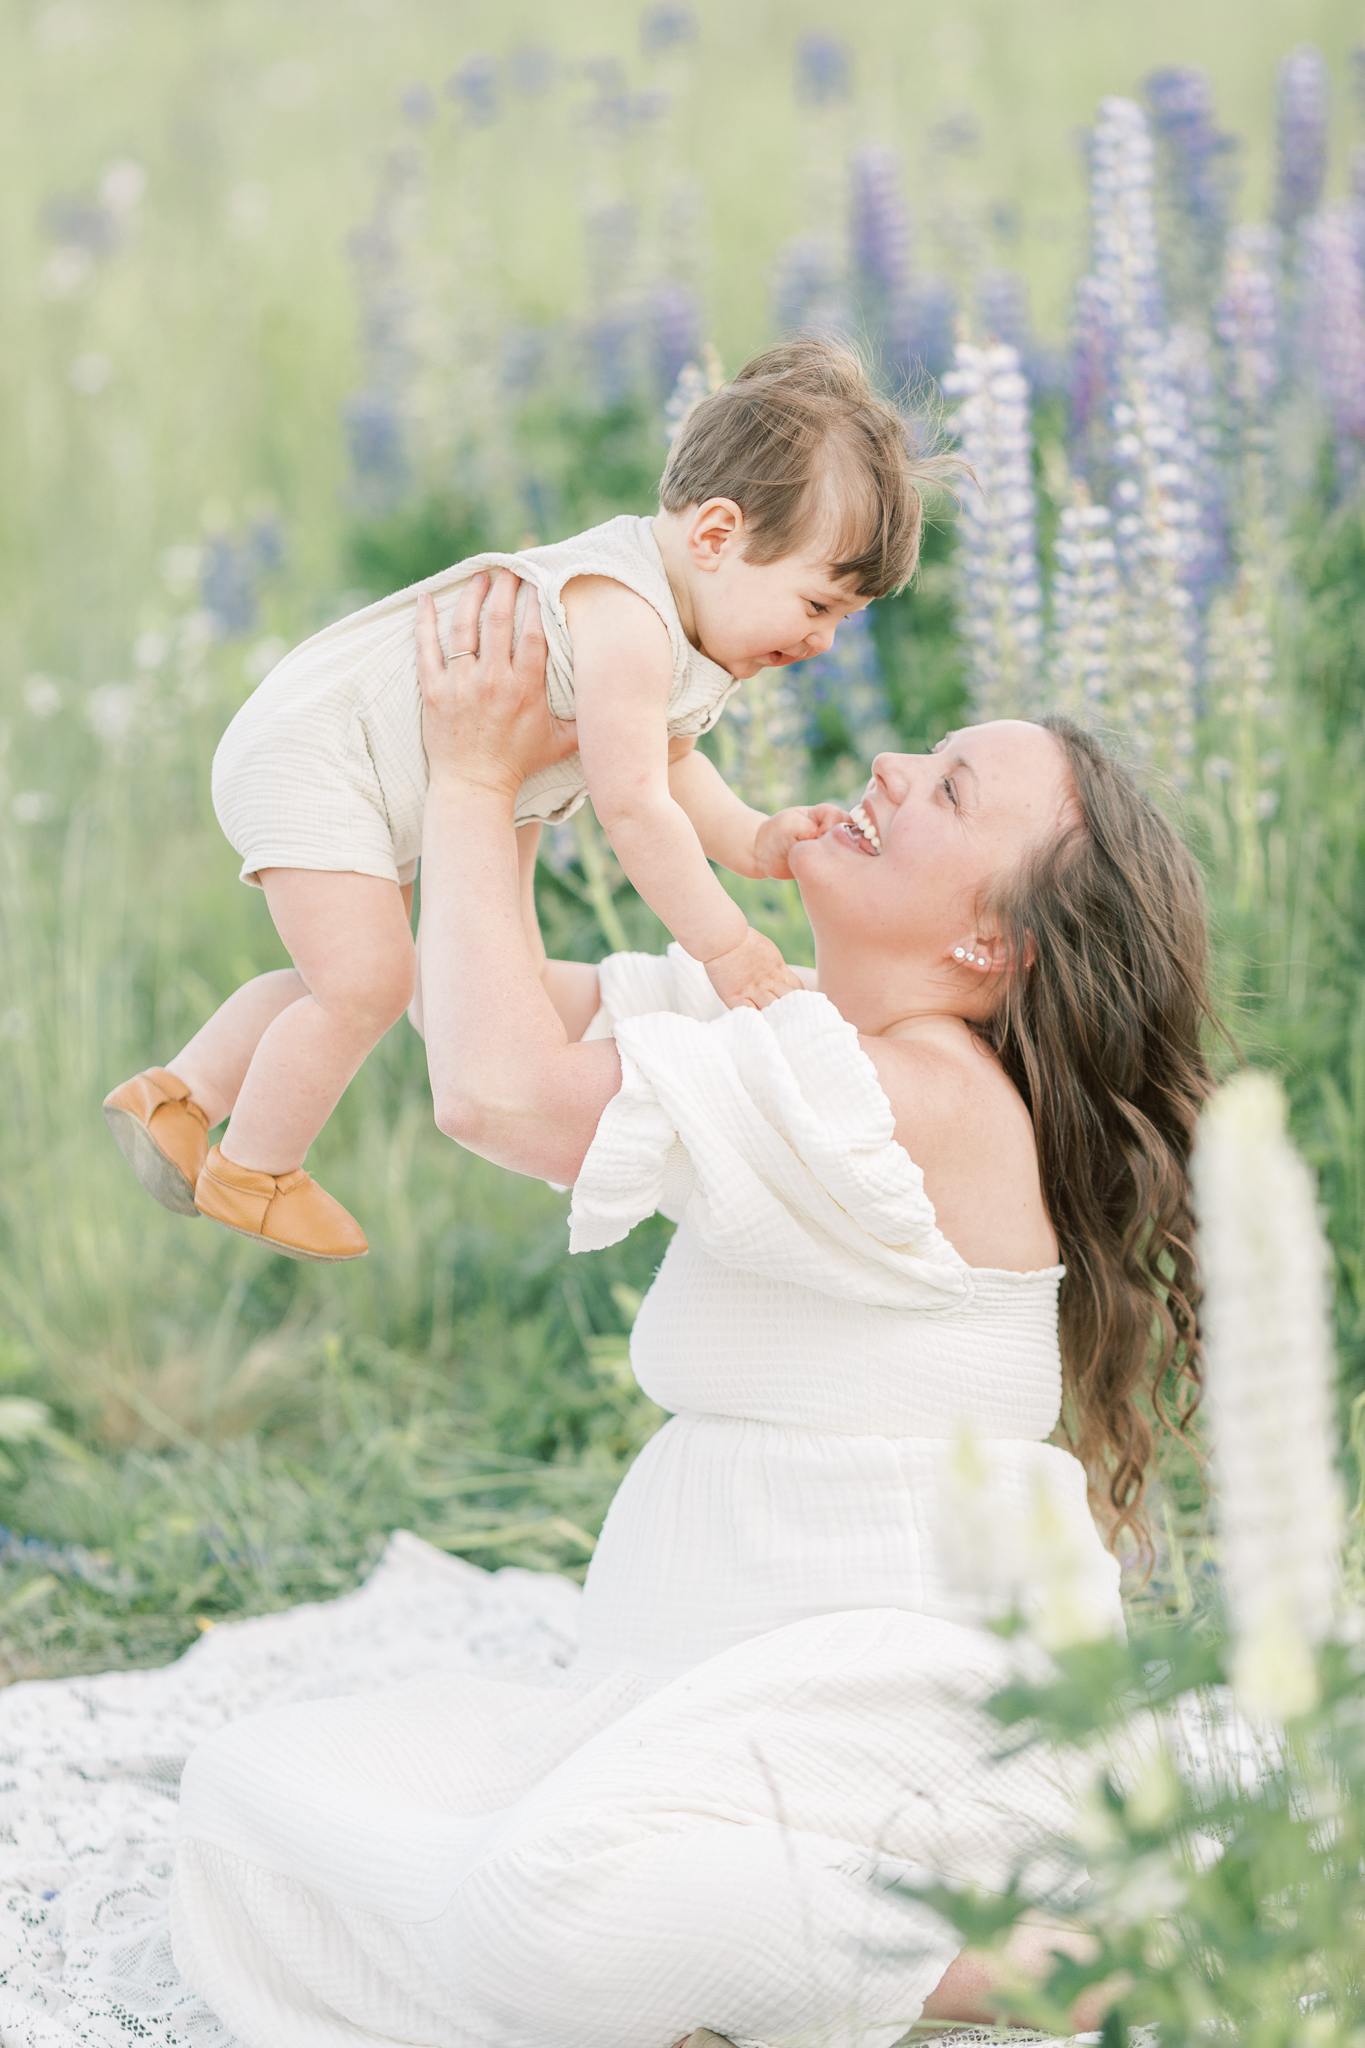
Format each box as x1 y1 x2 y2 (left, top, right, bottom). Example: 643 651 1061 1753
0 1533 1087 2048
0 1534 581 2047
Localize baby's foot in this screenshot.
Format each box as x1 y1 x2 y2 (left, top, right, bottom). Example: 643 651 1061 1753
194 1145 368 1262
103 1068 211 1217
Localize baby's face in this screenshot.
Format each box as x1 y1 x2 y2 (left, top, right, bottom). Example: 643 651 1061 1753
686 519 869 679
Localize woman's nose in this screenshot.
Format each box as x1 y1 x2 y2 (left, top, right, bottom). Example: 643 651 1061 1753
869 752 910 802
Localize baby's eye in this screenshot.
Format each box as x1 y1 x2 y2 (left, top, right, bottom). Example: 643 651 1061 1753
807 601 828 615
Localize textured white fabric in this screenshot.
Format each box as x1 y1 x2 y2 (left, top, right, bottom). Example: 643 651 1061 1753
0 1534 579 2048
210 515 739 886
1 951 1123 2047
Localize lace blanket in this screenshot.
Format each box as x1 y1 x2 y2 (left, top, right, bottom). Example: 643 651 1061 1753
0 1533 580 2048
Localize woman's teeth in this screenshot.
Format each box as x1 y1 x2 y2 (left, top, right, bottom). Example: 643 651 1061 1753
847 803 882 853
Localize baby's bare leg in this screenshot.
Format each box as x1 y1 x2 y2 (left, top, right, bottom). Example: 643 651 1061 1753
168 970 308 1128
214 870 415 1176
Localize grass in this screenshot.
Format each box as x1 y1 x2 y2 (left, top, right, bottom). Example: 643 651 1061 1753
3 4 1365 1681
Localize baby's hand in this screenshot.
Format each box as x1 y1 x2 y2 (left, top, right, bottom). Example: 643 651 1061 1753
753 804 850 881
704 926 802 1010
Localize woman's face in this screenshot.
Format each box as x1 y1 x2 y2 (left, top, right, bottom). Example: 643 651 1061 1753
790 721 1074 971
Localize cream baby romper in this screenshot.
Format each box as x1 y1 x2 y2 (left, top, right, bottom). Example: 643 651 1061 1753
211 514 741 888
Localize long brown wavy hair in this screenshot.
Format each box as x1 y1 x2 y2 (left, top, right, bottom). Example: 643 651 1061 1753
976 717 1223 1547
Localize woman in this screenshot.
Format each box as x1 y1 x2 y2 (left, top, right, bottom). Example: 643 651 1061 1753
170 568 1213 2048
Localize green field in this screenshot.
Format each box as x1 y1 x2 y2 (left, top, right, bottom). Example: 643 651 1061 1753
2 0 1364 1683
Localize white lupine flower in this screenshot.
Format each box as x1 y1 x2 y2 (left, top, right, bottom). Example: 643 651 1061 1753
942 341 1043 719
664 360 710 443
1048 485 1120 723
945 1425 1117 1649
1192 1071 1343 1722
1080 98 1200 776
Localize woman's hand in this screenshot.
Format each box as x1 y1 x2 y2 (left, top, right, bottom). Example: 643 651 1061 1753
416 569 578 799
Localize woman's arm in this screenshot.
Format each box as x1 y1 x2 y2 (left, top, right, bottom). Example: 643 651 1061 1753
409 821 601 1046
415 571 624 1183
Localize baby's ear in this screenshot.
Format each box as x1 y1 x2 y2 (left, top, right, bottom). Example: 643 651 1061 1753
686 498 745 569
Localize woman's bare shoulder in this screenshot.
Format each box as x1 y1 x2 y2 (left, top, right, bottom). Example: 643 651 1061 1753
858 1025 1057 1270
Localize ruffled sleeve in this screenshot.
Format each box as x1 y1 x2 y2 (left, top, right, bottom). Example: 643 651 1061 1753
569 951 972 1311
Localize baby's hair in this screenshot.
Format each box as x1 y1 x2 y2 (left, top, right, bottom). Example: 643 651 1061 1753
658 334 958 599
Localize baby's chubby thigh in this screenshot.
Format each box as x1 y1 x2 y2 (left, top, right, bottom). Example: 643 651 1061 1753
259 867 416 1044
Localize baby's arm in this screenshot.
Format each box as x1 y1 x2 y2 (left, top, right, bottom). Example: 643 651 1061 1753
668 746 850 882
564 576 798 1007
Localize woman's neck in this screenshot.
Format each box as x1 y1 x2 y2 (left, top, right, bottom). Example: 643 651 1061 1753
813 941 985 1043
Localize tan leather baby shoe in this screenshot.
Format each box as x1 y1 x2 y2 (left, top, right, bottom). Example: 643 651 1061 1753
103 1067 211 1217
194 1144 368 1262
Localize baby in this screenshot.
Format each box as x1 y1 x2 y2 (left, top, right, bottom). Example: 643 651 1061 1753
103 337 934 1261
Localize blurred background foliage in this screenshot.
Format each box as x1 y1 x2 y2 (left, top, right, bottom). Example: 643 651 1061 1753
2 0 1365 1680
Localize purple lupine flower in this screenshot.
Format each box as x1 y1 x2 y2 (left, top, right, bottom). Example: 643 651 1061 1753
501 324 547 394
795 32 852 107
1299 205 1365 449
344 392 406 481
1144 67 1239 331
1216 227 1279 416
978 269 1030 354
343 150 423 501
849 145 910 312
1144 67 1234 233
1048 490 1120 723
941 341 1043 719
509 45 557 96
200 524 282 634
1068 273 1112 447
771 235 848 336
1214 226 1280 567
581 55 630 140
1165 323 1228 617
583 308 640 407
786 607 893 766
978 269 1062 397
1074 97 1199 772
42 192 119 257
446 53 499 126
1274 45 1329 233
398 81 435 126
641 3 697 55
1143 65 1238 317
651 280 702 395
887 272 957 384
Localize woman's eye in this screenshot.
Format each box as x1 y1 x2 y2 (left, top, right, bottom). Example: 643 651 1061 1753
941 777 958 807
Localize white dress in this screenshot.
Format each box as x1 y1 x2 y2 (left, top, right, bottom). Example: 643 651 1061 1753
169 950 1123 2048
210 515 739 889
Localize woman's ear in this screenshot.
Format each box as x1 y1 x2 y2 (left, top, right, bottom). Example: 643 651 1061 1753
949 930 1034 976
686 498 745 572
